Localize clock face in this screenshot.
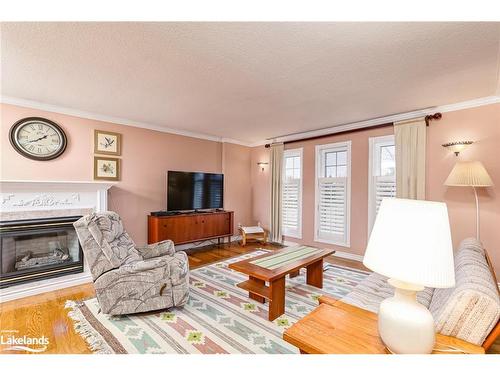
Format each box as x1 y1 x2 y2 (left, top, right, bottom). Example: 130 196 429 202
9 117 67 160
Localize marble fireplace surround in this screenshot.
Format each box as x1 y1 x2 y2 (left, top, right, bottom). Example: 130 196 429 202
0 180 115 302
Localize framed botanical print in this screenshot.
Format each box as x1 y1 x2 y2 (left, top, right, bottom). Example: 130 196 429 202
94 129 122 155
94 156 120 181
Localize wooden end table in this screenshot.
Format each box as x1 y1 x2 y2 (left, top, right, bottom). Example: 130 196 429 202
238 226 268 246
229 246 335 321
283 295 485 354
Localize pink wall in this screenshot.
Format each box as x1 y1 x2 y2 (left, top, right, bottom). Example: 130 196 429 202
222 142 253 231
250 146 271 229
251 103 500 274
2 102 499 273
1 104 252 244
427 103 500 274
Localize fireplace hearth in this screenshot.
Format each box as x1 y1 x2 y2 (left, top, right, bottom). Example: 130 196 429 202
0 216 84 288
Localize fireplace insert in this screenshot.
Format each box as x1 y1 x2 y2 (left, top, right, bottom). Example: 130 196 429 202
0 216 84 288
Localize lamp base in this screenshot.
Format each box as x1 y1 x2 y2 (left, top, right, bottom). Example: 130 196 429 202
378 279 435 354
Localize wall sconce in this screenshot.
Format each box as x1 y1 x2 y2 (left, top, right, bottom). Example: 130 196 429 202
442 141 473 156
257 162 269 171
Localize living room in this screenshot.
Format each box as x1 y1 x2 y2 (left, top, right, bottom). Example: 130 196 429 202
1 1 499 373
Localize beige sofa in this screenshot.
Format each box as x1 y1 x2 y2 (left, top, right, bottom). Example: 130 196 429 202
341 238 500 349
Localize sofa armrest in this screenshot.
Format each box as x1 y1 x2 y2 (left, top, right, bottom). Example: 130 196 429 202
137 240 175 259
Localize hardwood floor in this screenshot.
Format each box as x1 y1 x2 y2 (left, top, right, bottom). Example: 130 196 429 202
1 241 498 354
0 282 96 354
0 241 280 354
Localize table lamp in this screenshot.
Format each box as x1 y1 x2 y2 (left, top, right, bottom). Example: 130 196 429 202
363 198 455 354
444 161 493 240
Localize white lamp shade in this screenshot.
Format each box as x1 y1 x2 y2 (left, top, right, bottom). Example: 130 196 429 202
445 161 493 187
363 198 455 289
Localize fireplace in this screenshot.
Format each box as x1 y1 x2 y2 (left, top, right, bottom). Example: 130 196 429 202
0 216 84 288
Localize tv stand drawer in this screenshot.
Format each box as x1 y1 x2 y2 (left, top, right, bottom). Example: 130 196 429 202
148 211 234 245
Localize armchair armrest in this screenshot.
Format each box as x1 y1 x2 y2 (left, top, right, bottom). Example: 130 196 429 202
137 240 175 259
119 257 168 274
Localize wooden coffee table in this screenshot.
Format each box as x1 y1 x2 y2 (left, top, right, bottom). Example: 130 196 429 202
228 246 335 321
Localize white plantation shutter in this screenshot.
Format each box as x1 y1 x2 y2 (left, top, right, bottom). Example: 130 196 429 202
282 178 300 235
317 177 347 242
315 141 351 246
368 135 396 234
374 176 396 215
282 148 303 238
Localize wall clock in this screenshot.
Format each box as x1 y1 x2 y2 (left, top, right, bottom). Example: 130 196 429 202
9 117 68 161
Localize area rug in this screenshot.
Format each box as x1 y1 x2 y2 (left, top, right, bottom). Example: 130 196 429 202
66 250 369 354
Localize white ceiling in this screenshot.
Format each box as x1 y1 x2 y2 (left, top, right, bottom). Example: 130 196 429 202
1 22 499 145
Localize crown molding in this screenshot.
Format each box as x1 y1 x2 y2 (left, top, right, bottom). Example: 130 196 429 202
0 96 255 147
3 95 499 149
248 139 270 148
220 137 254 147
269 95 500 144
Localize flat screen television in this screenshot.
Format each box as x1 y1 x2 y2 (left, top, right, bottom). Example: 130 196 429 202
167 171 224 211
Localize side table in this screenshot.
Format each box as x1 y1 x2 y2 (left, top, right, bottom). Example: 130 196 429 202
283 295 484 354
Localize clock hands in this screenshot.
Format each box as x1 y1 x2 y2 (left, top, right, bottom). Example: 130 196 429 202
27 134 49 143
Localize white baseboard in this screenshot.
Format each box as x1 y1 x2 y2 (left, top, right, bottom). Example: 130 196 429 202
332 250 364 262
0 271 93 303
283 240 299 246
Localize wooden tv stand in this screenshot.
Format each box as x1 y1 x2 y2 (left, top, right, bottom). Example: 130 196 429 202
148 211 234 245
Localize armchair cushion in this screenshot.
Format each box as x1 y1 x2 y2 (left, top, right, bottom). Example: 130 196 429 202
85 212 141 268
136 240 175 259
93 252 189 314
94 264 172 315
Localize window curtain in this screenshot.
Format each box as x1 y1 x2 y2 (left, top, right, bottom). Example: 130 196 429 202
394 118 426 199
269 142 284 243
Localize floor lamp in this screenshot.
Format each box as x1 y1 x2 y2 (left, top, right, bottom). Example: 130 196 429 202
444 161 493 240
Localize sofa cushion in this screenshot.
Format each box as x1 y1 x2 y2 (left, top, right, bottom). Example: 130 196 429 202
340 272 434 313
428 238 500 346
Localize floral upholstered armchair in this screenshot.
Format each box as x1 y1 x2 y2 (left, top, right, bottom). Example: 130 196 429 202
73 211 189 315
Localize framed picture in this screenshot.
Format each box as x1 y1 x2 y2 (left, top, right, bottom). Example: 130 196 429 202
94 129 122 155
94 156 120 181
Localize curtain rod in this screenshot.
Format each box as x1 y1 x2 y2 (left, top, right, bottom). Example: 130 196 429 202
264 112 442 148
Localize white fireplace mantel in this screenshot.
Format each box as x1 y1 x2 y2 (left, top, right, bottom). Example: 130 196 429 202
1 180 116 214
0 180 116 302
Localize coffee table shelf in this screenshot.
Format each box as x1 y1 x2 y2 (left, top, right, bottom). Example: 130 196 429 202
236 279 272 300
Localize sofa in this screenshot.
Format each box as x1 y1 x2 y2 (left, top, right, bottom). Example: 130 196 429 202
340 238 500 348
74 211 189 315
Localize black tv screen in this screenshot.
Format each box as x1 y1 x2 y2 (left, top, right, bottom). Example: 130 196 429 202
167 171 224 211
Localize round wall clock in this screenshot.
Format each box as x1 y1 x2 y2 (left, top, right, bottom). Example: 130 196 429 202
9 117 68 161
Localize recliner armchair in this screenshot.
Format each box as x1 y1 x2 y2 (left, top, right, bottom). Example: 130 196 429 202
73 211 189 315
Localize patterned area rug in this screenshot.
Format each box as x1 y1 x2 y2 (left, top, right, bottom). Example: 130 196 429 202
66 250 369 354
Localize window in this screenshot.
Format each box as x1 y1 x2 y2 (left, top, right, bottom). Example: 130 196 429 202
315 141 351 246
368 135 396 235
282 148 303 238
282 149 302 238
